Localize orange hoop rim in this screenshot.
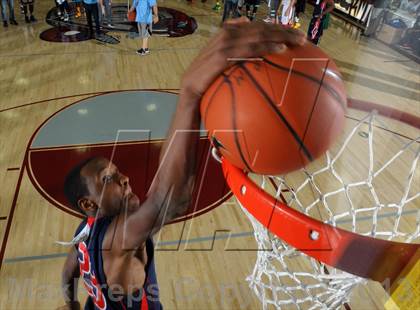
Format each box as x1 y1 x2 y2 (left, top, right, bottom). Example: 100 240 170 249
220 98 420 284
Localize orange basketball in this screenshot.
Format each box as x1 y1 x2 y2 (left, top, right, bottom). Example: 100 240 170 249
127 10 136 22
201 42 347 175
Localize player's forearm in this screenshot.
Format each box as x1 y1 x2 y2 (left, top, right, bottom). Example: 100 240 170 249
153 5 158 16
61 274 79 306
149 90 201 220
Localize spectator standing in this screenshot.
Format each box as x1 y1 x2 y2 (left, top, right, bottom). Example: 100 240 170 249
222 0 240 22
129 0 159 55
294 0 306 26
280 0 297 26
20 0 36 23
100 0 113 27
268 0 281 23
307 0 334 45
83 0 101 38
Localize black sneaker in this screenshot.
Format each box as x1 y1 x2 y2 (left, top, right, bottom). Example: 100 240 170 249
30 15 37 22
25 16 30 23
136 48 145 55
143 48 150 55
10 19 18 25
3 21 8 27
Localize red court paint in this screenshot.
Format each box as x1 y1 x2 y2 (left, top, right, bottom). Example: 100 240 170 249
26 90 230 221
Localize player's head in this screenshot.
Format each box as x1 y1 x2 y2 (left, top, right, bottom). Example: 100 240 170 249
64 157 140 217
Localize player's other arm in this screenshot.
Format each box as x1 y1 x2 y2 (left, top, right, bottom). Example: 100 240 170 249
58 247 80 310
118 18 307 251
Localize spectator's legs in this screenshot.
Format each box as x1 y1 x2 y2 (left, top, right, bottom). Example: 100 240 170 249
9 0 16 21
22 2 30 23
1 0 7 23
91 3 100 35
84 2 94 36
104 0 112 25
29 1 36 21
97 1 102 23
222 1 235 22
251 4 258 21
245 4 251 20
307 16 324 45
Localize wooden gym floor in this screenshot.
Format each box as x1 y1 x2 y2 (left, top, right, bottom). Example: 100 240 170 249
0 1 418 309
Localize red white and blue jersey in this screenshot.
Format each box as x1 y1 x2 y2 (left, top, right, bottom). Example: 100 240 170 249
75 217 163 310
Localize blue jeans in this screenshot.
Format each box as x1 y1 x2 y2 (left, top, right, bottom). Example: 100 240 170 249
1 0 15 21
83 2 100 34
100 0 112 24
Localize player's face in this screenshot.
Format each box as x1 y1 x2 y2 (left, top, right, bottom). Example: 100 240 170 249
80 157 140 216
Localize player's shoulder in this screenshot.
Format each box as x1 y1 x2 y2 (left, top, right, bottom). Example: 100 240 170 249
103 213 150 256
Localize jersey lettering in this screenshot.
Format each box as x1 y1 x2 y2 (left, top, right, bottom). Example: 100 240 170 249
78 242 107 309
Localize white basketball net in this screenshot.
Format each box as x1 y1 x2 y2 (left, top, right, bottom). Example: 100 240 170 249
237 109 420 309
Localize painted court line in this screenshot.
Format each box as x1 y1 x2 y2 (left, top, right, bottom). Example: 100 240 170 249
6 168 20 171
2 209 417 264
2 232 255 264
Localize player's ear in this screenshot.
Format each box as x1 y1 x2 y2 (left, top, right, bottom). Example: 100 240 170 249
78 198 98 213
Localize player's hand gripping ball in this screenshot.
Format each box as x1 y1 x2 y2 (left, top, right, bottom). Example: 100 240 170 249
201 41 346 175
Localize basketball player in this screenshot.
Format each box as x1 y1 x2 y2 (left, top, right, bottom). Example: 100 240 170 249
58 17 305 310
307 0 334 45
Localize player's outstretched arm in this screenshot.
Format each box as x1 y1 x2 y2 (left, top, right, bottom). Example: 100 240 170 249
58 247 80 310
117 18 306 251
